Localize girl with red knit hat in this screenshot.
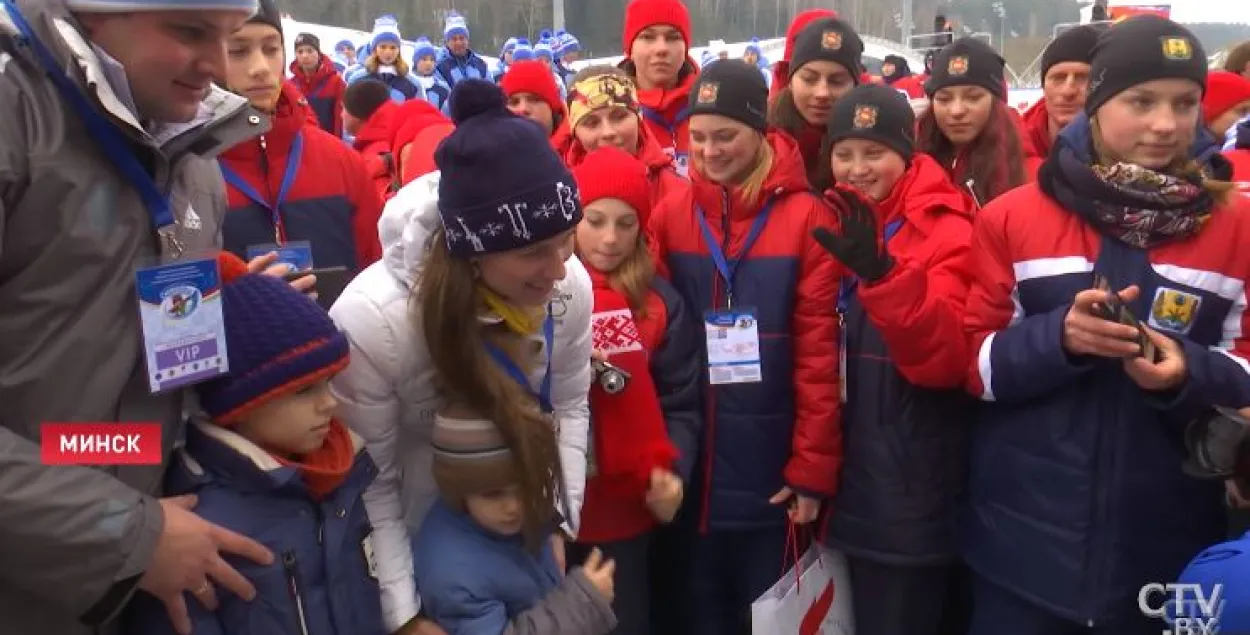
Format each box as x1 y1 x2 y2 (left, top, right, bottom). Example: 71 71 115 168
620 0 700 178
558 65 690 212
502 59 568 138
570 146 702 635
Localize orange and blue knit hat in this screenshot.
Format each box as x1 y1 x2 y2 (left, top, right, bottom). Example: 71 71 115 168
196 252 349 425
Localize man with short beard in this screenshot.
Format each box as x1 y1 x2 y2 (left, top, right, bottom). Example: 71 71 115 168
0 0 304 633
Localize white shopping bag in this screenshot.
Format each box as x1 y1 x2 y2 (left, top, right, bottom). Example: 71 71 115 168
751 543 854 635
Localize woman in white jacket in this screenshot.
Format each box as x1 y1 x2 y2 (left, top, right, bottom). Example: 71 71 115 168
328 80 592 635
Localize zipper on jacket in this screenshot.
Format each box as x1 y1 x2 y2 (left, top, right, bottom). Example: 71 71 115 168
282 550 313 635
257 135 282 243
698 189 733 534
963 178 984 209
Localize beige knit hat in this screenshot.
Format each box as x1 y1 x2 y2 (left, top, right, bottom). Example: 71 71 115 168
431 405 519 507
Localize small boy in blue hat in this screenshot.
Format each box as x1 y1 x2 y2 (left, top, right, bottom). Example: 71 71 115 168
126 252 384 635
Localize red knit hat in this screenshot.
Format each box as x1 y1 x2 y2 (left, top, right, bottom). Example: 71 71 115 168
1204 71 1250 126
572 146 653 227
622 0 692 57
500 60 567 124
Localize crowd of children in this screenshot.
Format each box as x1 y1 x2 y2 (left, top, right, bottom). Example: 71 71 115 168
101 1 1250 635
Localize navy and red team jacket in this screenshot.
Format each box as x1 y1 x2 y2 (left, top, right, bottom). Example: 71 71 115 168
962 121 1250 624
219 83 383 273
287 54 346 137
821 154 976 566
650 130 841 532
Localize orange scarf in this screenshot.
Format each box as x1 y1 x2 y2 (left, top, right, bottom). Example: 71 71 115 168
275 418 356 499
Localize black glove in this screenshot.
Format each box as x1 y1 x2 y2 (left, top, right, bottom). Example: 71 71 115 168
812 188 895 282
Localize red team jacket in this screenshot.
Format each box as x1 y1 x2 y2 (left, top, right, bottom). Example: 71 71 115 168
650 130 841 531
219 84 383 273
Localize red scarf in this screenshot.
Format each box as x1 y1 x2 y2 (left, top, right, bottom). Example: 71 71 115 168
275 418 355 500
579 267 678 543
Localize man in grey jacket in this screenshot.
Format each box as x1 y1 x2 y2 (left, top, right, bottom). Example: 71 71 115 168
0 0 302 633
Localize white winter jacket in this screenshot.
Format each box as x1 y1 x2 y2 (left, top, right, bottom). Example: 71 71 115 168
328 172 592 632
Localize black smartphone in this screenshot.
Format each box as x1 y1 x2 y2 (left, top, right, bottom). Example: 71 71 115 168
284 266 350 310
1091 274 1159 362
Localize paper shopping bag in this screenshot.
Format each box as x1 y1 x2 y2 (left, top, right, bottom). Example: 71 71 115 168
750 543 854 635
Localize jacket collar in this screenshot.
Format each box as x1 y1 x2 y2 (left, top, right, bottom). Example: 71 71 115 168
877 152 974 236
220 83 306 162
176 418 367 497
1 0 267 159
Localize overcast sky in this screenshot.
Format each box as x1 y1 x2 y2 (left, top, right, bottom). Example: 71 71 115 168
1152 0 1250 24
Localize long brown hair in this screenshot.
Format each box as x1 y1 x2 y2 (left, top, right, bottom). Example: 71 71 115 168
916 99 1027 204
768 87 826 187
1089 118 1237 207
417 230 565 552
366 50 411 77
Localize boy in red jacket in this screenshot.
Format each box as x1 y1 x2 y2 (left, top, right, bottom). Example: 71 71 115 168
218 2 383 277
288 32 346 136
345 79 401 201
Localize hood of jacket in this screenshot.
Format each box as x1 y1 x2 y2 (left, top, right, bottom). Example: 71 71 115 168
390 98 451 151
220 82 307 163
378 171 443 287
879 152 974 233
691 129 811 221
354 99 399 150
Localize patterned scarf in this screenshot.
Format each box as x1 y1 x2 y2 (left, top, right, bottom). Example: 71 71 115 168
1039 113 1216 249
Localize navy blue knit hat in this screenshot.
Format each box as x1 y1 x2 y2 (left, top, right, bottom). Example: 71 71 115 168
196 253 349 425
436 80 582 258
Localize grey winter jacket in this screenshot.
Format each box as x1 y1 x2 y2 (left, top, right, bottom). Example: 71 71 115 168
505 570 617 635
0 1 267 633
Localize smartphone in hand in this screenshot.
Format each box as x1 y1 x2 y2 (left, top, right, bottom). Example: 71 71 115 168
284 266 350 310
1091 274 1160 363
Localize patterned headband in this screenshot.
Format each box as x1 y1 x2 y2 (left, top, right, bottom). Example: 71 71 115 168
567 74 640 131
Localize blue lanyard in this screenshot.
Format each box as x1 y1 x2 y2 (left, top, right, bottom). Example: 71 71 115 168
696 198 776 309
641 105 691 137
485 311 555 413
837 218 905 313
219 133 303 244
4 0 180 254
